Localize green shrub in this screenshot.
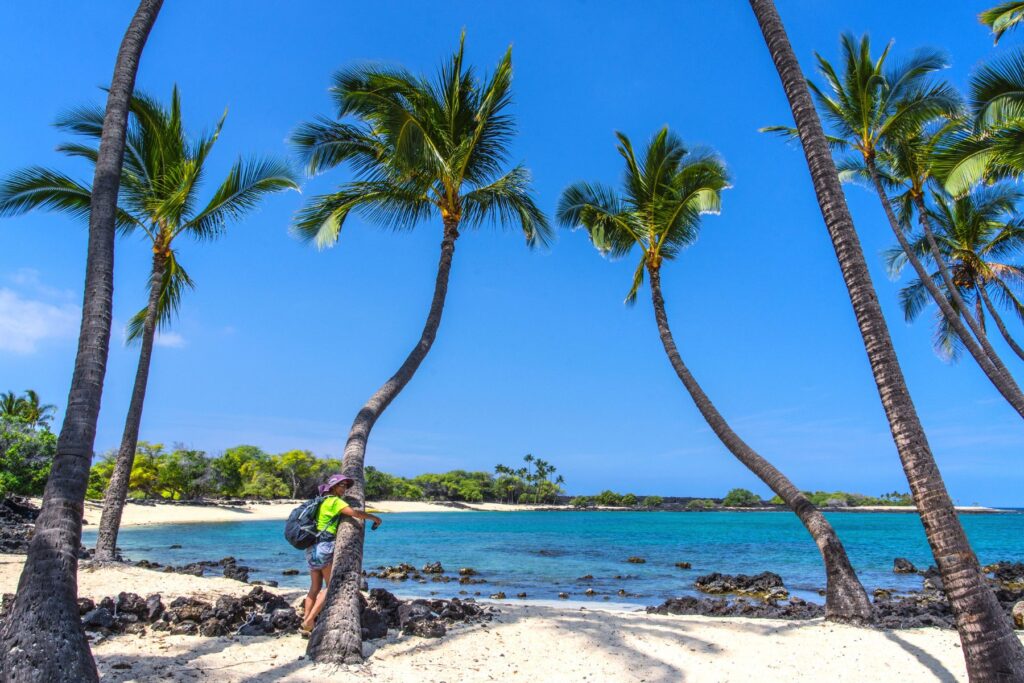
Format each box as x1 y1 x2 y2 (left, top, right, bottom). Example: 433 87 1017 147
593 490 623 506
641 496 664 508
620 493 638 507
0 417 56 496
722 488 761 507
686 498 715 510
570 496 593 508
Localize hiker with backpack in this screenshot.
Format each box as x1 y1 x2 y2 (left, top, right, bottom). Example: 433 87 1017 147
285 473 383 634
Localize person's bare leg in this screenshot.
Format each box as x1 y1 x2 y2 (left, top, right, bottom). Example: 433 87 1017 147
304 569 323 623
302 560 333 629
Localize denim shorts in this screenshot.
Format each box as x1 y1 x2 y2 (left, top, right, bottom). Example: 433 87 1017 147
305 540 335 570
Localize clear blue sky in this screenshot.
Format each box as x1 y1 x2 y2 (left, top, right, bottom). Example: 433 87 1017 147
1 1 1019 504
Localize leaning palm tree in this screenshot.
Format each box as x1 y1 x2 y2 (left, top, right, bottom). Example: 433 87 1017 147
291 34 549 663
558 127 872 623
981 1 1024 43
889 186 1024 361
0 87 298 561
748 0 1024 678
0 2 163 680
764 34 1024 418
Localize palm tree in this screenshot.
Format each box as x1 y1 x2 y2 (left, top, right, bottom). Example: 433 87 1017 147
765 34 1024 418
0 2 163 680
0 87 297 560
0 391 19 419
558 127 872 624
292 34 549 663
981 1 1024 43
18 390 57 429
748 0 1024 677
889 187 1024 361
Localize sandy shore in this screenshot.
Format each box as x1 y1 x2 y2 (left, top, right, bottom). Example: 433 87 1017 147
77 499 1003 528
0 553 997 682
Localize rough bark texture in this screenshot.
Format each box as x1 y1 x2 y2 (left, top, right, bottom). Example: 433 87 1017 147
980 286 1024 361
0 2 162 681
307 220 460 664
647 266 873 624
94 251 166 560
749 1 1024 679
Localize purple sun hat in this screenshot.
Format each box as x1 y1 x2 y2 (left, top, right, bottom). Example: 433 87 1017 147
318 474 355 495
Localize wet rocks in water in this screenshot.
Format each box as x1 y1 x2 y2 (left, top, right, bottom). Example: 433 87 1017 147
169 544 182 549
281 569 300 576
422 561 444 574
577 574 594 581
674 562 692 569
985 562 1024 590
648 595 823 620
458 567 478 576
558 592 569 599
694 572 789 601
1013 601 1024 629
368 563 418 581
516 592 527 599
584 588 596 596
920 566 944 592
893 558 917 574
626 557 646 564
490 592 506 599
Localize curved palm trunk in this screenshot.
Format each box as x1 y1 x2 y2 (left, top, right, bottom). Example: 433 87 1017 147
0 2 162 680
749 1 1024 679
980 286 1024 361
94 252 166 560
307 219 459 664
647 266 872 623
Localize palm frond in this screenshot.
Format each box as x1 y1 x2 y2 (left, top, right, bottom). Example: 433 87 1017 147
126 250 195 343
555 180 636 258
184 157 299 240
970 50 1024 126
980 1 1024 44
460 165 551 247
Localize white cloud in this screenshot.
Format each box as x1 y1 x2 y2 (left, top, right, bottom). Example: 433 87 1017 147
0 288 80 353
154 331 186 348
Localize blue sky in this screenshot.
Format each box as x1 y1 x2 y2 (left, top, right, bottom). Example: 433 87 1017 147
1 1 1020 504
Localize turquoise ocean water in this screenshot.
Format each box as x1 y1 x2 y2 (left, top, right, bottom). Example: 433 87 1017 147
82 510 1024 606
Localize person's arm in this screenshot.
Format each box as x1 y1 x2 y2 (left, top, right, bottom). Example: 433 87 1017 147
340 505 382 530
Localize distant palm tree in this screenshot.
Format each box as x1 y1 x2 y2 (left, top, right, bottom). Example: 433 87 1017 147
748 0 1024 677
0 391 19 419
0 2 163 680
292 34 549 663
888 187 1024 361
558 127 871 623
981 1 1024 43
18 390 57 429
0 87 298 561
764 34 1024 417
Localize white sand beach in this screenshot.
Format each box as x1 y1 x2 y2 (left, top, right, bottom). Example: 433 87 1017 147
76 499 1001 528
0 553 996 682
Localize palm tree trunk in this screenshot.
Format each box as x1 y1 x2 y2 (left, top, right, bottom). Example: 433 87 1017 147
647 265 872 623
749 1 1024 678
980 285 1024 361
910 194 1023 389
94 251 166 561
0 3 162 681
307 218 460 664
864 163 1024 418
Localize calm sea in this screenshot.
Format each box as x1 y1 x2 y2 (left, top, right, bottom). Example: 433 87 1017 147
82 510 1024 606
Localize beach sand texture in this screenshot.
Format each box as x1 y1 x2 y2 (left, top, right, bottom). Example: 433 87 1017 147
78 499 1001 528
0 553 993 682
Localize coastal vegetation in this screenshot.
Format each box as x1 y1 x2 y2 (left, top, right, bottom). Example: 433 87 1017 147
2 1 1024 680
